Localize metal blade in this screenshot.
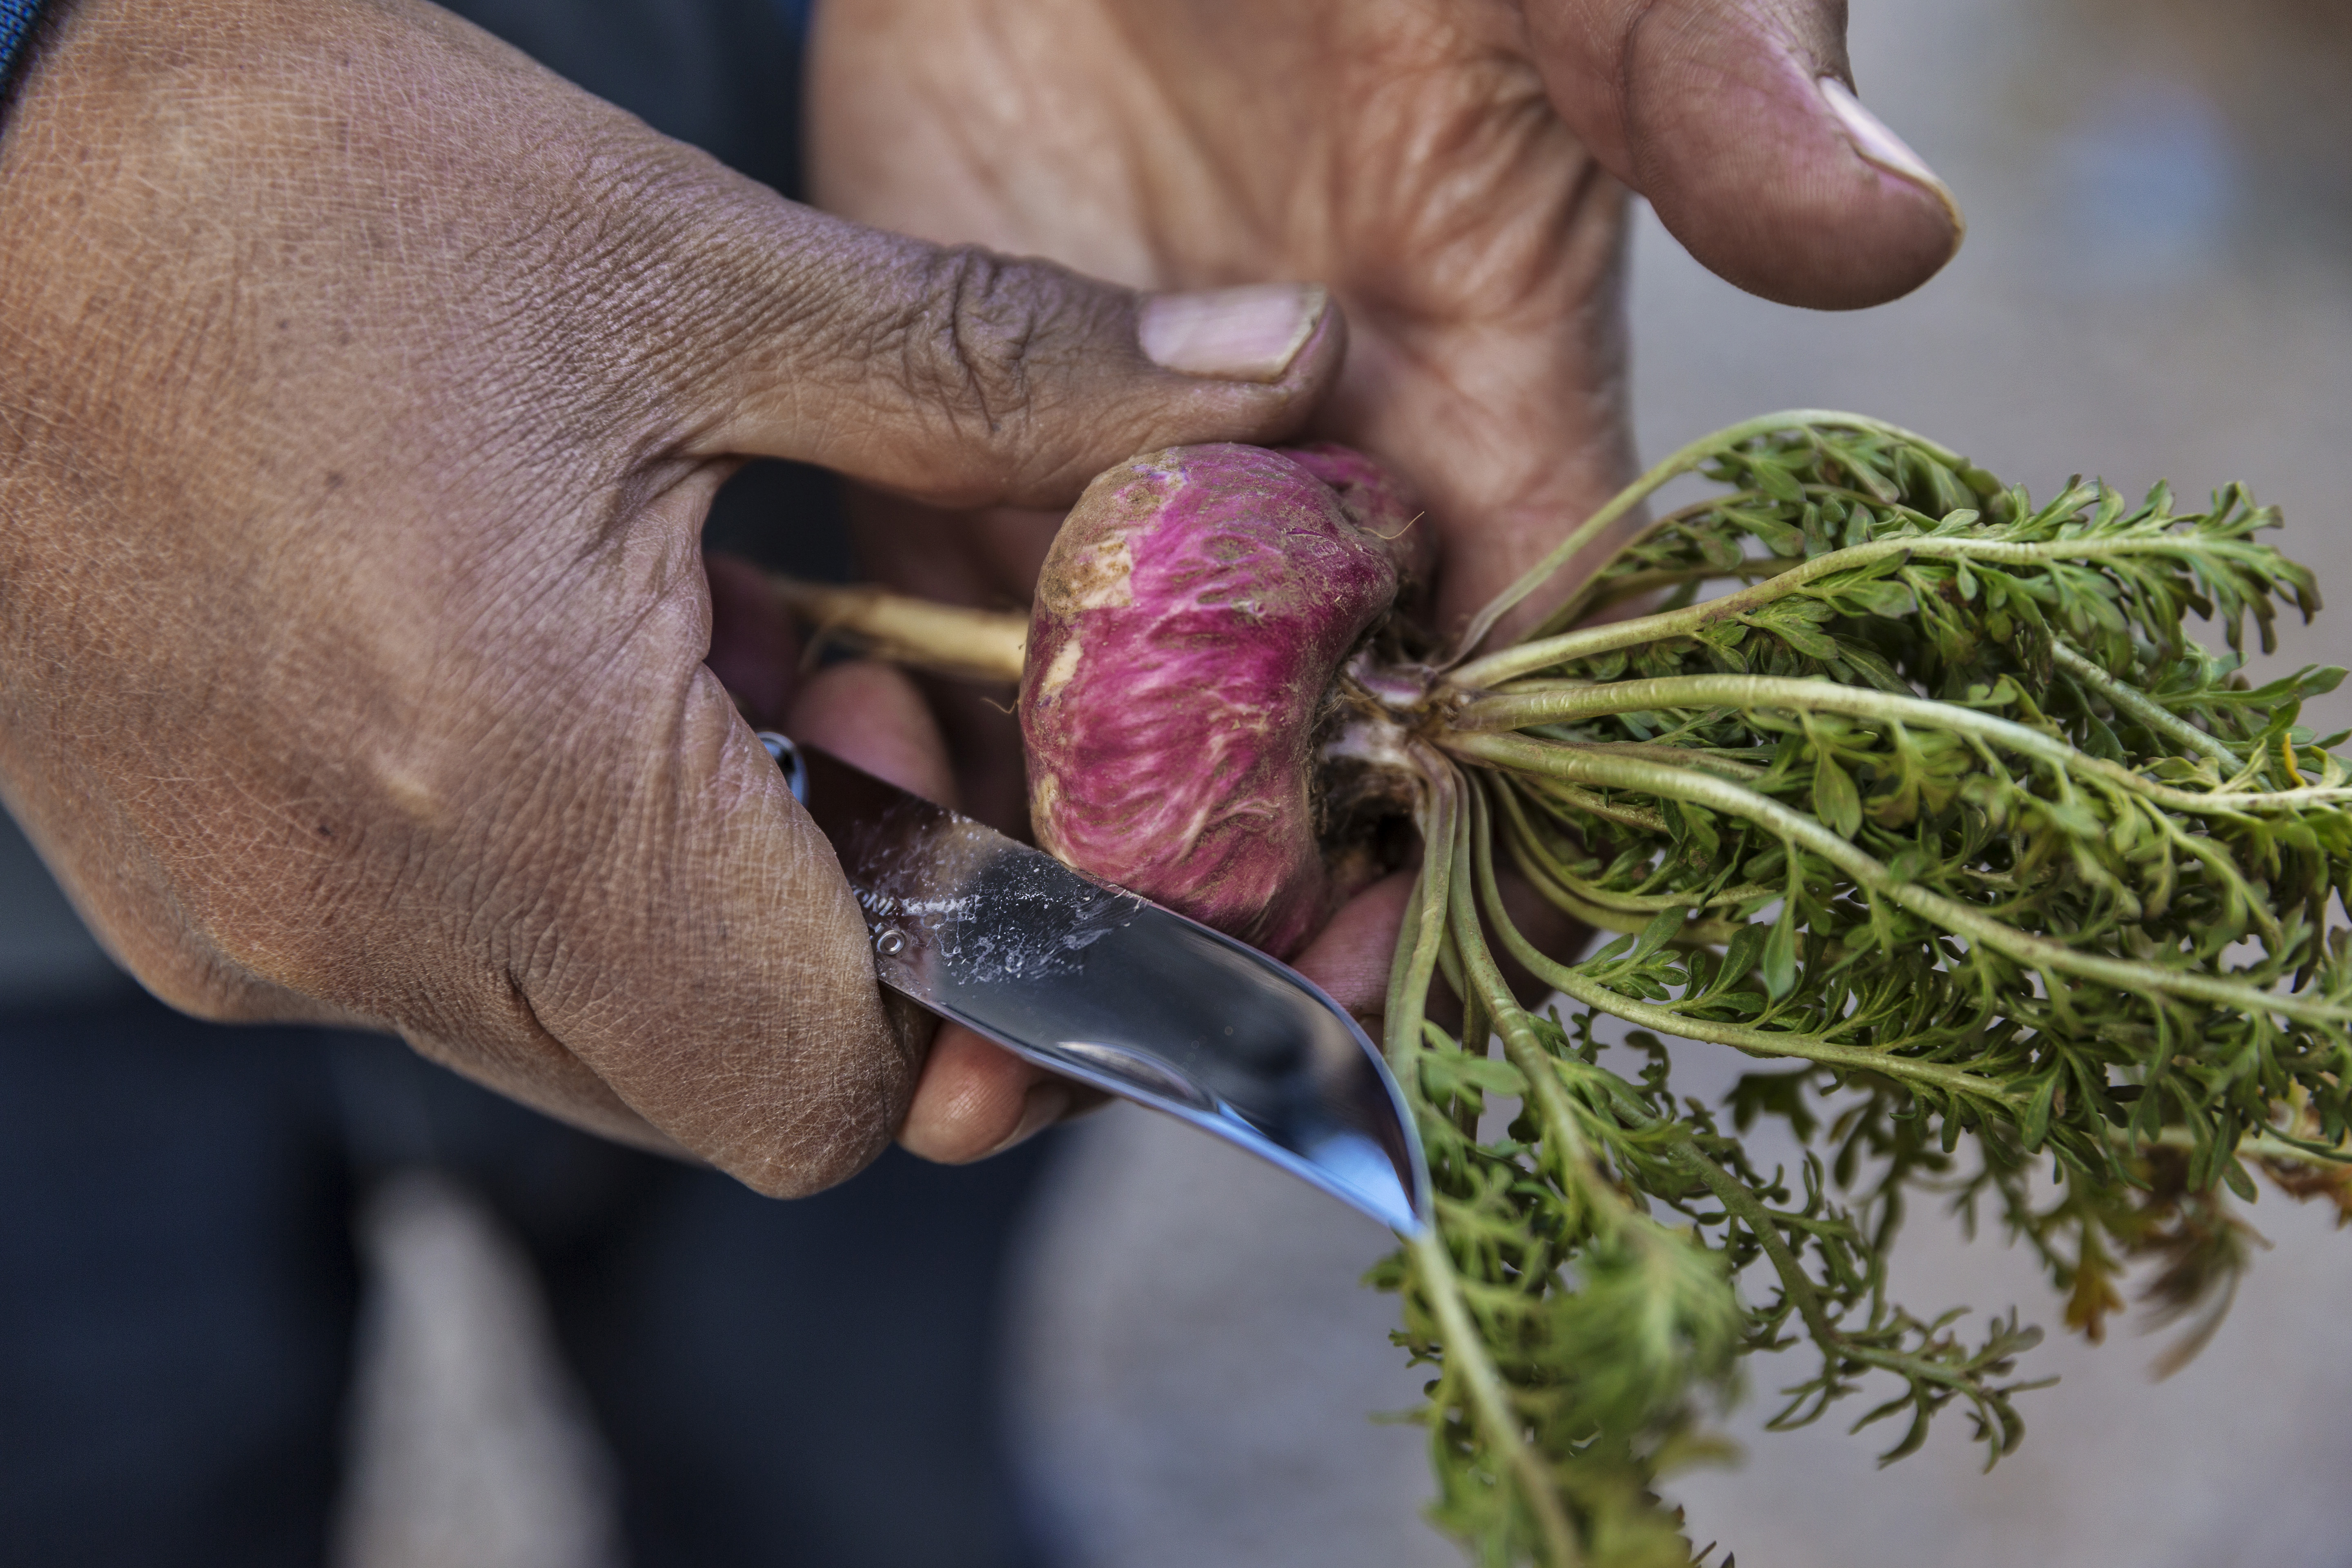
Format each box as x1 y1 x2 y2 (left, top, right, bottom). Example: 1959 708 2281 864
759 733 1429 1234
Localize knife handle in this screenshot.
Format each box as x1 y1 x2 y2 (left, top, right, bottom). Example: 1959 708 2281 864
755 731 810 806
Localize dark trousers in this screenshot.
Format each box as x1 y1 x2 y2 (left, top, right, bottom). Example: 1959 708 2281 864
0 991 1054 1568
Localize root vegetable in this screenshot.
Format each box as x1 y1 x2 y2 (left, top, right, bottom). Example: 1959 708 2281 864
1018 443 1428 956
763 413 2352 1568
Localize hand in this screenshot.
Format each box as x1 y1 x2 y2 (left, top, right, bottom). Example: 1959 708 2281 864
811 0 1963 640
0 0 1341 1190
802 0 1964 1156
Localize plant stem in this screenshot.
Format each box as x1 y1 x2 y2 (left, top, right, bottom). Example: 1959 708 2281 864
1447 412 1970 666
1492 782 1762 939
2049 640 2241 766
2132 1125 2352 1169
1449 787 1601 1177
1395 763 1586 1568
1450 674 2352 815
1440 730 2352 1027
766 574 1028 682
1469 781 2018 1109
1452 531 2236 691
1409 1228 1585 1568
1390 749 1464 1076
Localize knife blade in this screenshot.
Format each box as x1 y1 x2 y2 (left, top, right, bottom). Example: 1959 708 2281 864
757 732 1430 1234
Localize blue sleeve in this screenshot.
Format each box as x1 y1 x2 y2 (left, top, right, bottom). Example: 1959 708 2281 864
0 0 42 96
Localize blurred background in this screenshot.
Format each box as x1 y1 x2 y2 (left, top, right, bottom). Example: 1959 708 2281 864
5 0 2349 1564
1009 2 2352 1565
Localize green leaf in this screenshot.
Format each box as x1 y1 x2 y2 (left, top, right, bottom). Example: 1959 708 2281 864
1421 1051 1530 1100
2021 1074 2057 1151
1762 907 1799 999
1753 459 1806 503
1837 579 1918 620
1747 512 1807 557
2222 1158 2258 1202
1779 621 1842 660
1720 924 1765 982
1696 527 1745 569
1631 906 1686 962
1813 756 1862 838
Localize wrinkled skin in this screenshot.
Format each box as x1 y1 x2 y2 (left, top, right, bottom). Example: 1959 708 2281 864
1022 445 1421 957
0 0 1346 1190
815 0 1962 639
810 0 1965 1155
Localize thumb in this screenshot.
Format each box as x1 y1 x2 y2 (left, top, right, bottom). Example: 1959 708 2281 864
788 660 1089 1167
668 180 1344 507
1528 0 1964 310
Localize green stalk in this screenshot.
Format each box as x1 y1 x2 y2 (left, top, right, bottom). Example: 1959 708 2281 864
1441 729 2352 1028
1490 781 1759 940
1450 532 2253 691
2132 1125 2351 1170
1466 779 2020 1110
1392 761 1586 1568
1385 764 1457 1080
1451 674 2352 816
1445 412 1967 664
1405 1225 1584 1568
2048 640 2242 767
1448 784 1602 1179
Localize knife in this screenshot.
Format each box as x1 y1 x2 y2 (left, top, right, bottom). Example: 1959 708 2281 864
756 732 1430 1235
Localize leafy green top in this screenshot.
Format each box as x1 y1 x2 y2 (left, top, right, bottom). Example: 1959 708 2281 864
1370 413 2352 1568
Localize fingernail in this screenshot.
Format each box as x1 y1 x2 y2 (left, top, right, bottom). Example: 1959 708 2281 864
1138 283 1327 383
987 1082 1071 1158
1818 76 1966 238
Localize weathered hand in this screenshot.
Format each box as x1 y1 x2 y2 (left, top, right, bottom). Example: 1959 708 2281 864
812 0 1963 641
803 0 1963 1158
0 0 1340 1188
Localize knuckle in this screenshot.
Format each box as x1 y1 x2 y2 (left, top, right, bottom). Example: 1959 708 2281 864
735 1116 894 1199
891 245 1100 457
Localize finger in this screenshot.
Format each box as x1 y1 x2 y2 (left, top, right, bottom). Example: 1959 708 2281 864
445 484 919 1197
1527 0 1964 309
704 550 801 729
1293 870 1421 1025
785 658 961 810
647 165 1346 508
897 1025 1089 1165
494 659 964 1194
784 661 1100 1163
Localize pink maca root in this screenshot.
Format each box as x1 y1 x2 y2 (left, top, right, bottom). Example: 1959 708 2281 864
1020 443 1425 957
1284 442 1436 590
